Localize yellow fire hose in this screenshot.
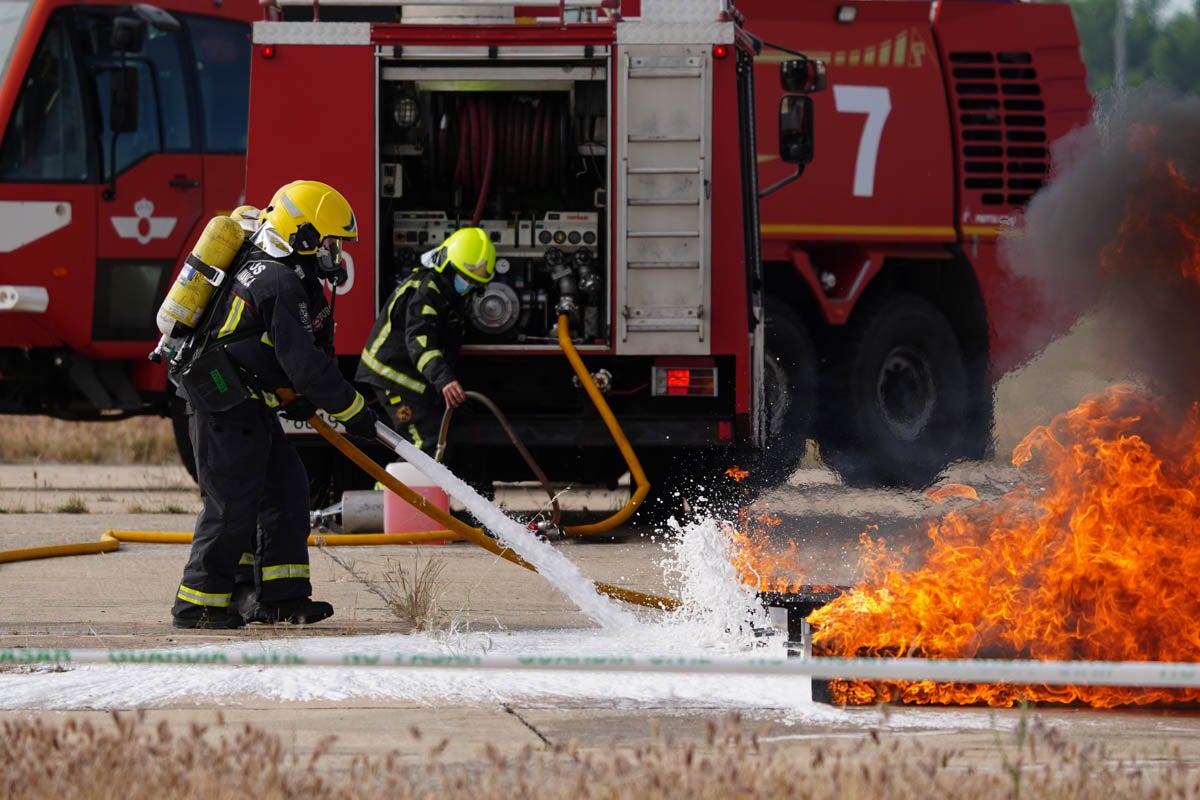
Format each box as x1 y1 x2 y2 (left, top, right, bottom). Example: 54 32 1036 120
554 314 652 535
0 530 467 565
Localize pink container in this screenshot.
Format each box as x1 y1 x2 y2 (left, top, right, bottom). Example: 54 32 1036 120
383 462 450 539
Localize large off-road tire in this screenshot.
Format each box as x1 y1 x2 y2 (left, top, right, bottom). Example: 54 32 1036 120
754 298 817 487
820 293 969 488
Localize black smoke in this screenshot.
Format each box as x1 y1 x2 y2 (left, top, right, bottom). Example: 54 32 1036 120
1002 83 1200 408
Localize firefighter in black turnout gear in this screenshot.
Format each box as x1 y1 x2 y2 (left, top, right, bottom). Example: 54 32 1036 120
171 180 377 630
356 227 496 454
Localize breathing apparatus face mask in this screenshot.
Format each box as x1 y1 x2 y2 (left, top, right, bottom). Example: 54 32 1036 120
315 236 348 286
452 273 475 296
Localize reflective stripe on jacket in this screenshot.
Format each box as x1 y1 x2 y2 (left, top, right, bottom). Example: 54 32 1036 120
354 268 467 395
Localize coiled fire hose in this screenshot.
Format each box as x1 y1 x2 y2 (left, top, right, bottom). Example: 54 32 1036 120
448 96 566 225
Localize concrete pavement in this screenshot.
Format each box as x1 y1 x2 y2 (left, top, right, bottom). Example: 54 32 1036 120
3 466 1200 784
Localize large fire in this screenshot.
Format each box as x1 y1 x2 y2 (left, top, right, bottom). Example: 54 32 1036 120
724 103 1200 707
799 385 1200 707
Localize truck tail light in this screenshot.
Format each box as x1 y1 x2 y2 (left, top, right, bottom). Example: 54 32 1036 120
651 364 717 397
712 44 729 59
260 44 276 59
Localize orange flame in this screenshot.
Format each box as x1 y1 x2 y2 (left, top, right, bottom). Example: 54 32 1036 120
724 509 810 593
808 385 1200 707
1101 124 1200 284
725 465 749 482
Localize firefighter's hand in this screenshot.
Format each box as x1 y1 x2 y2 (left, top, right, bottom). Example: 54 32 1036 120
342 404 381 443
442 380 466 409
278 396 317 422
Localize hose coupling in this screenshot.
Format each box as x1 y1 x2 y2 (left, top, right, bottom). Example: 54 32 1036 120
528 519 565 542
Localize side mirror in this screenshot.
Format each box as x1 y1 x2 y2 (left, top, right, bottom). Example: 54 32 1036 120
778 94 814 165
109 66 140 133
109 16 145 52
780 56 827 94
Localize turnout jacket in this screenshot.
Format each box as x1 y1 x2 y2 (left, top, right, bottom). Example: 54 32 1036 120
355 267 467 397
192 241 365 422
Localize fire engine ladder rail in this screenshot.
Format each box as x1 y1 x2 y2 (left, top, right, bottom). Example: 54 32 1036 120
618 49 709 343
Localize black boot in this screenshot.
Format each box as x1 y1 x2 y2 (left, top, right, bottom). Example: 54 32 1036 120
172 607 246 629
245 598 334 625
230 583 257 622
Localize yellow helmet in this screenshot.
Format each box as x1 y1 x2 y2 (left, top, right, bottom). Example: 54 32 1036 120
427 227 496 285
262 180 358 254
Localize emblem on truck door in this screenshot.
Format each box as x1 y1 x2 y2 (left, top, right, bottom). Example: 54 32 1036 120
111 197 177 245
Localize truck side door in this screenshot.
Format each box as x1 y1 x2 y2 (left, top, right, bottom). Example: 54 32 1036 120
90 11 204 345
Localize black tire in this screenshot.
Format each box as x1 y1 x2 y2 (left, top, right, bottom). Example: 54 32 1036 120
821 293 969 488
169 394 198 483
755 298 817 486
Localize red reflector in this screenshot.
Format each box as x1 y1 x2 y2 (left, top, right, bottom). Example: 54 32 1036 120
718 420 733 441
260 44 276 59
713 44 729 59
666 368 690 395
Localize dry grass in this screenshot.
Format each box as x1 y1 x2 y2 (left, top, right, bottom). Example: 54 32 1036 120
2 710 1198 799
321 547 448 631
0 415 178 464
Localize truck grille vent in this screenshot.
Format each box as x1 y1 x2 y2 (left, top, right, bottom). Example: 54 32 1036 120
948 51 1048 208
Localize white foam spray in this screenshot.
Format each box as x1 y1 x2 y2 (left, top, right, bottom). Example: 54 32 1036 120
658 515 772 650
384 431 637 628
0 508 839 711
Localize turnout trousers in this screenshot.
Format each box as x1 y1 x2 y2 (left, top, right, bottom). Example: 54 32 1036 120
372 383 442 457
173 400 313 618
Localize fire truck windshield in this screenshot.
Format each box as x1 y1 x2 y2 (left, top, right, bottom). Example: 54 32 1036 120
0 1 32 76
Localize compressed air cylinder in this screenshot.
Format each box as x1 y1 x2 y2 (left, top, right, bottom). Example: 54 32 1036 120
229 204 263 235
149 214 245 362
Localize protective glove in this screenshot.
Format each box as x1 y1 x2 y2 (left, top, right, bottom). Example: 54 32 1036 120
342 404 381 444
277 395 317 422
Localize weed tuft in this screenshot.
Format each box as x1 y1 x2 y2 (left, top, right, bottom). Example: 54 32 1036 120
321 547 448 631
55 496 88 514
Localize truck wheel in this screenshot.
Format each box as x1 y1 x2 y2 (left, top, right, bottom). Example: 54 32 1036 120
755 299 817 486
169 395 198 483
822 294 968 488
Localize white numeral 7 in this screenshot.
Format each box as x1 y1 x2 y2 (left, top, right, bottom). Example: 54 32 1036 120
832 85 892 198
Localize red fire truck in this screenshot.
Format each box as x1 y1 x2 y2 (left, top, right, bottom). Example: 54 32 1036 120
241 0 1089 504
2 0 1091 508
0 0 256 430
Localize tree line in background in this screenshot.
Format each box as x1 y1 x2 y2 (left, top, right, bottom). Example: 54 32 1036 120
1066 0 1200 93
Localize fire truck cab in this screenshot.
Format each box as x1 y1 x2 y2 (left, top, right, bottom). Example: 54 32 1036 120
244 0 1089 506
0 0 255 421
